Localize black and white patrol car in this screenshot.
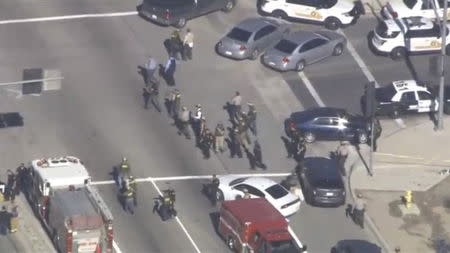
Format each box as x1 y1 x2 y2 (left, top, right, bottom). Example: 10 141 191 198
381 0 450 20
258 0 365 30
370 16 450 60
361 80 439 118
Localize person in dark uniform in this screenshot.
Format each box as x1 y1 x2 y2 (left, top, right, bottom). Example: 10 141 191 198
247 103 257 136
371 117 382 152
230 127 243 159
178 107 191 139
15 164 26 195
0 206 9 235
200 128 214 159
121 187 135 215
170 30 183 60
128 176 137 206
173 89 181 119
353 194 366 228
253 140 266 169
161 57 176 86
210 174 220 206
142 86 151 109
294 140 307 164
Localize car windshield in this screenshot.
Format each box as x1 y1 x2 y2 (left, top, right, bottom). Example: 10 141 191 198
229 177 248 186
375 22 399 38
375 85 396 102
227 28 252 42
265 184 289 199
312 178 343 189
274 39 298 54
403 0 417 9
269 240 299 253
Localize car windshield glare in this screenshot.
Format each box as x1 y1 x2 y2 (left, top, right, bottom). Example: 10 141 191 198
265 184 289 199
274 39 298 54
227 28 252 42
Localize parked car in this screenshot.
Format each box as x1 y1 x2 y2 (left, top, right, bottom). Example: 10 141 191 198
258 0 364 30
216 17 291 60
285 107 369 144
332 240 382 253
262 30 346 72
139 0 236 28
381 0 450 20
299 157 346 207
370 16 450 60
216 175 301 217
361 80 439 118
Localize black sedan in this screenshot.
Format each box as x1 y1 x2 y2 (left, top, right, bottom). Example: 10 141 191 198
331 240 382 253
285 107 369 144
139 0 236 28
299 157 345 207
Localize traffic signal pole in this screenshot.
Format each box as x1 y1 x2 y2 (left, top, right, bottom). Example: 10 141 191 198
437 0 447 130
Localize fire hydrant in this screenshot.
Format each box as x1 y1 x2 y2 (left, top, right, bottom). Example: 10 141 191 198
403 191 413 209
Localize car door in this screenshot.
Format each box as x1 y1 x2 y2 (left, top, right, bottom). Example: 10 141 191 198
253 25 278 51
298 38 329 63
310 117 335 139
399 91 419 112
285 0 316 21
417 90 436 112
405 26 440 52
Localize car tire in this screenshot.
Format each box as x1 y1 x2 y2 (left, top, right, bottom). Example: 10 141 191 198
332 43 344 56
324 17 342 30
358 132 368 144
227 236 236 250
304 132 315 143
272 10 288 19
174 18 186 28
216 189 224 202
446 44 450 56
250 49 259 60
295 60 305 72
222 0 235 13
390 47 406 61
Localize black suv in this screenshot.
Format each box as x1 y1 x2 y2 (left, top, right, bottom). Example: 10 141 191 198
285 107 369 144
139 0 236 28
299 157 345 207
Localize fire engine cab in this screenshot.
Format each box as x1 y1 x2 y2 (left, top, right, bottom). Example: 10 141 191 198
24 156 114 253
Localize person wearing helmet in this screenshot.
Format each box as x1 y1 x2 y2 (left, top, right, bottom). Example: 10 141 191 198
119 157 131 190
128 176 137 206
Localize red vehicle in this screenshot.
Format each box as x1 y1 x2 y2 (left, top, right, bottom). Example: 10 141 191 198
218 198 307 253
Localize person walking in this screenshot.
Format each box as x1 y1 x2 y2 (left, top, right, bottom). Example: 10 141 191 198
230 127 243 159
170 29 183 60
121 187 135 215
210 174 220 206
162 57 176 86
214 123 226 153
294 140 306 164
230 91 242 124
200 128 214 159
253 140 266 169
178 107 191 139
247 103 257 136
145 56 158 85
337 141 350 176
183 28 194 60
6 171 15 203
191 104 202 138
0 206 9 235
238 127 250 152
352 194 366 229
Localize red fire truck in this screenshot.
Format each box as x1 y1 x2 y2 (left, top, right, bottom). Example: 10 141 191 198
218 198 307 253
24 156 114 253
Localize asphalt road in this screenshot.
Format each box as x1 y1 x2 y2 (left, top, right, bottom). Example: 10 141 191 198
1 0 450 253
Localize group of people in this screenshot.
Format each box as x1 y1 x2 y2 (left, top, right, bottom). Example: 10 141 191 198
283 126 307 165
115 158 138 215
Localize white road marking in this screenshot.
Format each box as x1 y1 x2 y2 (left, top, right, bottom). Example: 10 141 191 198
91 173 292 185
394 118 406 128
288 225 305 249
376 152 425 159
298 72 325 107
0 11 138 25
337 29 379 88
113 240 123 253
149 179 202 253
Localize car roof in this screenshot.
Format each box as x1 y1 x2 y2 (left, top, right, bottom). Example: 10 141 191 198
291 107 346 122
304 157 342 182
236 17 278 31
284 31 322 45
241 177 277 190
390 80 429 93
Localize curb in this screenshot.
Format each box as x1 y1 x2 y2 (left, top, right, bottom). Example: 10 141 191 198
348 149 392 253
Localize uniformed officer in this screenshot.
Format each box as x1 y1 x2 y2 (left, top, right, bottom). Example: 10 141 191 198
247 103 257 136
191 104 202 138
119 157 130 189
170 30 183 60
200 128 214 159
371 117 382 152
173 89 181 119
122 187 135 215
353 194 366 228
214 123 226 153
230 127 243 159
178 106 191 139
253 140 266 169
210 174 220 205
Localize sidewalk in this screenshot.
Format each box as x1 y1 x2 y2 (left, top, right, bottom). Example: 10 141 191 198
1 194 56 253
349 117 450 253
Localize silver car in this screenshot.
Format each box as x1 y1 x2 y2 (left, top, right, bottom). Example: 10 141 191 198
216 17 291 60
262 30 346 72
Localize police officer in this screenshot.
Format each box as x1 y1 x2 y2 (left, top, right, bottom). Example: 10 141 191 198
119 157 130 189
121 187 135 215
372 117 382 152
173 89 181 119
170 30 183 60
178 107 191 139
214 123 226 153
191 104 202 138
210 174 220 205
200 128 214 159
353 194 365 229
247 103 257 136
253 140 266 169
230 127 243 159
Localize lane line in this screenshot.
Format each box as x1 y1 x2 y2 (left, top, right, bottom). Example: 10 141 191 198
298 72 325 107
287 225 305 249
376 152 425 159
337 29 379 88
113 240 123 253
0 11 138 25
394 118 406 128
149 179 202 253
91 173 292 185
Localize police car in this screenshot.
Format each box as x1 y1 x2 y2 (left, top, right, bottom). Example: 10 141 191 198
362 80 438 118
370 16 450 60
258 0 365 30
381 0 450 20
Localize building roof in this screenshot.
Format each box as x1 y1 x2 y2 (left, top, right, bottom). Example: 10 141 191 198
32 156 90 188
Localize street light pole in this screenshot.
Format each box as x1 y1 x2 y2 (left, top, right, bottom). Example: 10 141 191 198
437 0 447 130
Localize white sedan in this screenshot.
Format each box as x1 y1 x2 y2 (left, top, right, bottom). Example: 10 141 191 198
216 175 301 217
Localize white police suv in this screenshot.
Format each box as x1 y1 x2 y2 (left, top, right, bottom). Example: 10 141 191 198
362 80 438 118
381 0 450 20
259 0 365 30
370 16 450 60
